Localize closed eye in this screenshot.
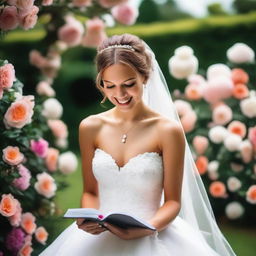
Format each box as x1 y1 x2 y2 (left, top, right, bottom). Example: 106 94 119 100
106 83 135 89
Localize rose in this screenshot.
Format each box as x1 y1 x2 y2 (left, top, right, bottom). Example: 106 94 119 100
208 126 228 144
212 104 233 125
9 200 22 227
42 98 63 119
72 0 92 7
19 5 39 30
36 80 56 97
35 227 48 245
195 156 208 175
227 120 246 138
206 64 231 80
227 43 255 64
0 194 18 217
58 151 78 174
232 83 249 99
0 63 15 99
2 146 24 166
111 3 138 25
248 126 256 150
99 0 128 8
225 202 244 220
34 172 57 198
246 185 256 204
209 181 227 198
227 177 241 192
30 138 49 158
15 0 34 10
240 95 256 118
47 120 68 139
12 164 31 191
45 147 59 172
0 6 19 31
192 136 209 155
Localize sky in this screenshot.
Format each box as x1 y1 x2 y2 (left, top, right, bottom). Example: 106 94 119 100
130 0 235 17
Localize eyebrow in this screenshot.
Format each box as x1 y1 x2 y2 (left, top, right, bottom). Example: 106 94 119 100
102 78 136 83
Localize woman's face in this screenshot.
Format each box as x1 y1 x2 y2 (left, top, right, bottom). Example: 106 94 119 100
101 63 145 111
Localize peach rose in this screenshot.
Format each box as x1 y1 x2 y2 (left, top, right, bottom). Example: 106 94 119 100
0 63 15 91
18 239 33 256
34 172 57 198
58 16 84 46
81 17 107 48
72 0 92 7
21 212 36 234
9 199 22 226
227 120 246 138
195 156 208 175
47 119 68 139
15 0 34 10
4 95 34 129
19 5 39 30
180 110 197 133
192 136 209 155
212 104 232 125
45 147 59 172
0 6 19 31
246 185 256 204
232 83 249 99
2 146 24 166
209 181 227 198
35 226 48 244
231 68 249 85
111 3 138 25
0 194 18 217
184 83 203 100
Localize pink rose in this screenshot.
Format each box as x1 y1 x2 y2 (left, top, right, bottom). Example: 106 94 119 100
29 50 47 68
47 119 68 139
209 181 227 198
34 172 57 198
45 147 59 172
15 0 35 10
42 0 54 6
240 140 253 163
180 110 197 133
12 164 31 190
0 63 15 97
35 226 48 245
192 136 209 155
0 6 19 31
58 16 84 46
21 212 36 234
81 17 107 48
30 138 49 158
212 104 232 125
72 0 92 7
2 146 24 166
36 81 56 97
248 126 256 150
188 74 206 85
19 5 39 30
4 95 34 129
0 194 18 217
9 200 22 226
99 0 128 8
111 3 138 25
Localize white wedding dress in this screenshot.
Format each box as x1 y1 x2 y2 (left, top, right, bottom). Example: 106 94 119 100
40 148 220 256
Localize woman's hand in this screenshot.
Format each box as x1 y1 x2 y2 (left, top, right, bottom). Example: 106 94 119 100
76 218 108 235
104 223 156 240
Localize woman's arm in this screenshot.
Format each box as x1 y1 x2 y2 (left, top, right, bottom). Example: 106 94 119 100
148 120 185 232
78 116 101 209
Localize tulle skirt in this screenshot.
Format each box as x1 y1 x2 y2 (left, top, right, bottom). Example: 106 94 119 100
39 216 219 256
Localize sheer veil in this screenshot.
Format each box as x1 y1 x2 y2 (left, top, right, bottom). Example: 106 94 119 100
142 44 236 256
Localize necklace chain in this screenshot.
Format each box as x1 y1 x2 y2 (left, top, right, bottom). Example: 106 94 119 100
121 122 139 143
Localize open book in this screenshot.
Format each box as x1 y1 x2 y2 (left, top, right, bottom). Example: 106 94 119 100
64 208 156 231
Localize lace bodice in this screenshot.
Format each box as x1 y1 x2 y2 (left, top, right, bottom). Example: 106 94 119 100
92 148 164 220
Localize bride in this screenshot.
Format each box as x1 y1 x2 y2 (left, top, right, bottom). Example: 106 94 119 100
40 34 236 255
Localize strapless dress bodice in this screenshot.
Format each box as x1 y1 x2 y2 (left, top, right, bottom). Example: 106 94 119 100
92 148 164 220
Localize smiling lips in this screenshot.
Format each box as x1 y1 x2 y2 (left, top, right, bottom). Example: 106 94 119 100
115 97 132 105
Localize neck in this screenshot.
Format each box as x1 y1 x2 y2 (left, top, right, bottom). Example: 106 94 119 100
112 101 148 123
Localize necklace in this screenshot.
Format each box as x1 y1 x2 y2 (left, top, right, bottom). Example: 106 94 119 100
121 122 139 143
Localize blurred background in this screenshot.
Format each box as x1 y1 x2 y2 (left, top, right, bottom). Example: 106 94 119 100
0 0 256 255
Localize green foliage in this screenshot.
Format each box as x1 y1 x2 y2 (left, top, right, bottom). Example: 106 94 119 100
207 3 228 16
233 0 256 14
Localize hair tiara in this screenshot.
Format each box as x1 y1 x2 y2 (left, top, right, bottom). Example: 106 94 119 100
98 44 135 54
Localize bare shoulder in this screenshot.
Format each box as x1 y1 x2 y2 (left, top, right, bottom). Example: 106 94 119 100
156 117 185 146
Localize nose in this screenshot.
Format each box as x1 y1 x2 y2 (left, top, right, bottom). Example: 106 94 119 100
116 85 127 97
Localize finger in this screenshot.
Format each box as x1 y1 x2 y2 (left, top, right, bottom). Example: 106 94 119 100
76 218 85 226
104 223 126 236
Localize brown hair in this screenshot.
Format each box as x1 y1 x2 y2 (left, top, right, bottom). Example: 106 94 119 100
95 34 152 103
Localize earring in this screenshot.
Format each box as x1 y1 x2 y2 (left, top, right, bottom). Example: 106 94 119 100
100 95 107 104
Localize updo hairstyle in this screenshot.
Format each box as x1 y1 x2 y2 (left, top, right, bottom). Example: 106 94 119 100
95 34 152 103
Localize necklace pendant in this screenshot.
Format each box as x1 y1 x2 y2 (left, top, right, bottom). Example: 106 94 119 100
121 134 127 143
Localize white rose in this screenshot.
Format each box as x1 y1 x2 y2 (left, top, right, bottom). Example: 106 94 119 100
42 98 63 119
168 46 198 79
208 160 219 172
55 138 68 149
208 126 228 144
227 177 242 192
240 95 256 118
224 133 242 152
227 43 255 64
225 201 244 220
58 151 78 174
207 64 231 80
34 172 57 198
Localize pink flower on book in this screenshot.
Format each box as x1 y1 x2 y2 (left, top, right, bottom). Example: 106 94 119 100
98 214 104 219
